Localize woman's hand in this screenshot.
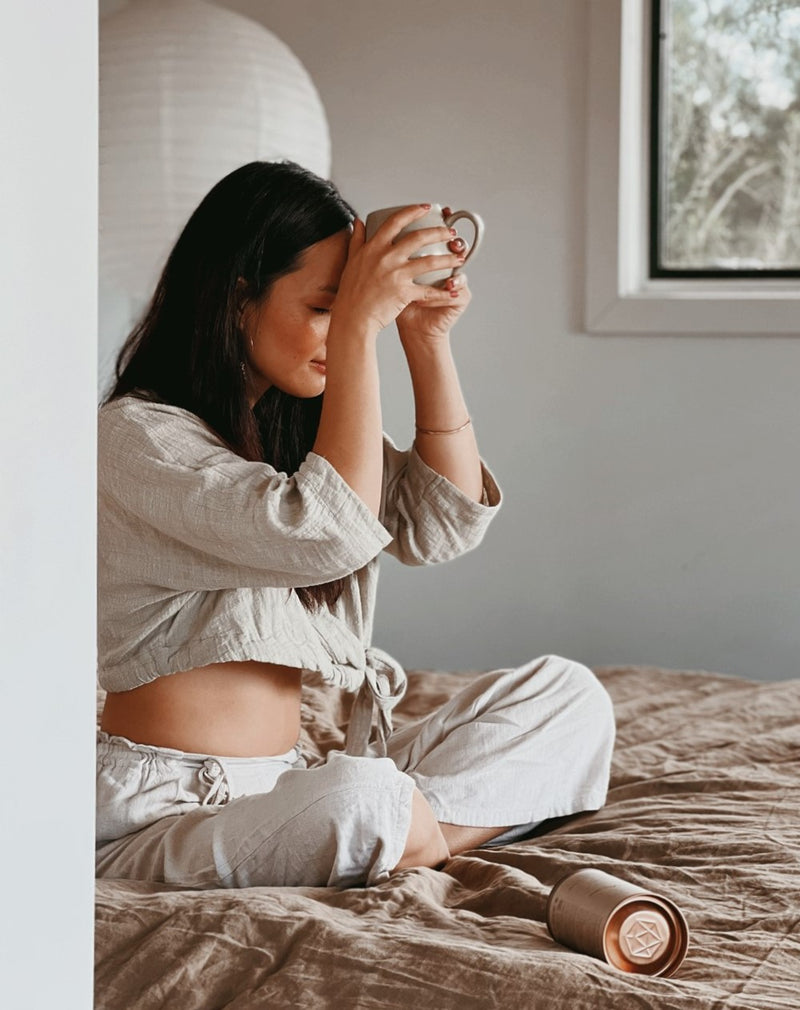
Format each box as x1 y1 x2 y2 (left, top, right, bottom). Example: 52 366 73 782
396 270 471 346
396 207 473 346
332 205 467 335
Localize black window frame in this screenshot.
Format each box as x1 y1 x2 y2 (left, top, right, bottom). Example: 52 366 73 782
649 0 800 280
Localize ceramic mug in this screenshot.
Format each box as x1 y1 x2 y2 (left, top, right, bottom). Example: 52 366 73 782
364 203 484 286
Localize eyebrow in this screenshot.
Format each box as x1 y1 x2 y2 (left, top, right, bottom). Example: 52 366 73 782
317 284 339 295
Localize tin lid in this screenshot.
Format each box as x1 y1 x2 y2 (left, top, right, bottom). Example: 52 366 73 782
618 908 672 963
604 897 689 977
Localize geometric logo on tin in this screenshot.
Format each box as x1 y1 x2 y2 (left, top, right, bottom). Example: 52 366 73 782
619 912 669 962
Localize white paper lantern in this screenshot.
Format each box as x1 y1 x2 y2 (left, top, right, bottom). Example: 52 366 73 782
100 0 331 310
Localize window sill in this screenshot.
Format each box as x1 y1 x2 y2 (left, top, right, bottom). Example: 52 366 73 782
588 279 800 335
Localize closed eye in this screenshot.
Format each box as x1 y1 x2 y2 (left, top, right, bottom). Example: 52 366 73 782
311 307 330 315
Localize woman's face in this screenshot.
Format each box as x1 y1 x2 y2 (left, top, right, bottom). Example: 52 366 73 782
240 228 351 405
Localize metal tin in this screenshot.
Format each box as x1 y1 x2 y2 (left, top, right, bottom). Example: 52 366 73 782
545 868 689 977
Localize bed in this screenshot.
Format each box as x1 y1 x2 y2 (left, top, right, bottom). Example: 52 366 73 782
95 664 800 1009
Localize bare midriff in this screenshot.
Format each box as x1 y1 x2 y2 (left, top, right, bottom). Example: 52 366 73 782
99 660 303 757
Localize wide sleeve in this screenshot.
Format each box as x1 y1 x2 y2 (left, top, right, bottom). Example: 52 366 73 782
379 434 502 566
98 399 392 589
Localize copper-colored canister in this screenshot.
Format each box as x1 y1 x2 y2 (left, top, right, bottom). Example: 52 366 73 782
546 868 689 977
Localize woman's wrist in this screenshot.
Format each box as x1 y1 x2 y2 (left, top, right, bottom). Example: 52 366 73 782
328 305 381 349
399 327 453 359
415 417 471 436
402 338 472 435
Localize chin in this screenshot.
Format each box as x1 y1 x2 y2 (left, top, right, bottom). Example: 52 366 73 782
285 378 326 399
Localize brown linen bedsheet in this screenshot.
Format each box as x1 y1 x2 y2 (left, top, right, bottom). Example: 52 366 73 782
95 665 800 1009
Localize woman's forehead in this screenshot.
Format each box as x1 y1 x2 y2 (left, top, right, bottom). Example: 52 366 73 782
294 231 349 286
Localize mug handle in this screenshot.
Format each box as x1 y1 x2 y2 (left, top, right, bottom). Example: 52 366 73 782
444 210 484 275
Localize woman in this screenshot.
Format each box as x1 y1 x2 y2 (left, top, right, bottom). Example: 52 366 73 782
96 160 615 889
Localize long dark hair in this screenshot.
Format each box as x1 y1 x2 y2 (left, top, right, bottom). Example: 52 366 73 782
102 160 356 610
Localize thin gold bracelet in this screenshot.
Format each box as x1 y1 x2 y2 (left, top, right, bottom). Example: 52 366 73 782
415 417 472 436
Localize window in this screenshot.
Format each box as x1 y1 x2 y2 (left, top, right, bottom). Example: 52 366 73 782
585 0 800 334
651 0 800 278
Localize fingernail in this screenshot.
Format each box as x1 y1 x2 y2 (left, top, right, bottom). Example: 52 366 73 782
421 203 432 209
450 228 457 236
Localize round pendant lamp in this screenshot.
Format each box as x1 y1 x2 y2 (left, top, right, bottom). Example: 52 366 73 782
100 0 331 356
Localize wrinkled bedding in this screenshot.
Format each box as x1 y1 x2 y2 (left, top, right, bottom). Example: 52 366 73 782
95 665 800 1009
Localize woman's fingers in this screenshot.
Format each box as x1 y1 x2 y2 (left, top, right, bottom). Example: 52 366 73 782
372 204 435 245
392 224 459 258
412 275 470 304
347 217 366 258
412 284 452 303
370 207 470 266
403 251 466 280
442 208 469 253
444 273 467 294
390 226 468 265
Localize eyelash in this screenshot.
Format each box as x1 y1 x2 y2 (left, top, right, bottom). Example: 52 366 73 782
311 307 330 315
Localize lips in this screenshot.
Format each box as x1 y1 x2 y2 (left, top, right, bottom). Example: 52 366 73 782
310 360 327 373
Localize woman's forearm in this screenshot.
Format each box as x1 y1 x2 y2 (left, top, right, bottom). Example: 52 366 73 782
312 318 383 517
401 336 484 502
310 207 466 518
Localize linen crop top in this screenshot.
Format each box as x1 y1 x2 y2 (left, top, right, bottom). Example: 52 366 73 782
97 395 502 755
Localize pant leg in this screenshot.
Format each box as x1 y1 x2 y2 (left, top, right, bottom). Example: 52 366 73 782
96 746 416 889
377 654 615 834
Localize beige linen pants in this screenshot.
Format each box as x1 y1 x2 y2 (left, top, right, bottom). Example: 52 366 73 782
96 655 615 889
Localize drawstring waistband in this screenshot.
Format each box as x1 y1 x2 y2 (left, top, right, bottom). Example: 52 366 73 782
199 759 230 805
344 647 407 758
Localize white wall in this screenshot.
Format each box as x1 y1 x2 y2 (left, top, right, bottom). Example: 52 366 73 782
1 3 96 1007
101 0 800 681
